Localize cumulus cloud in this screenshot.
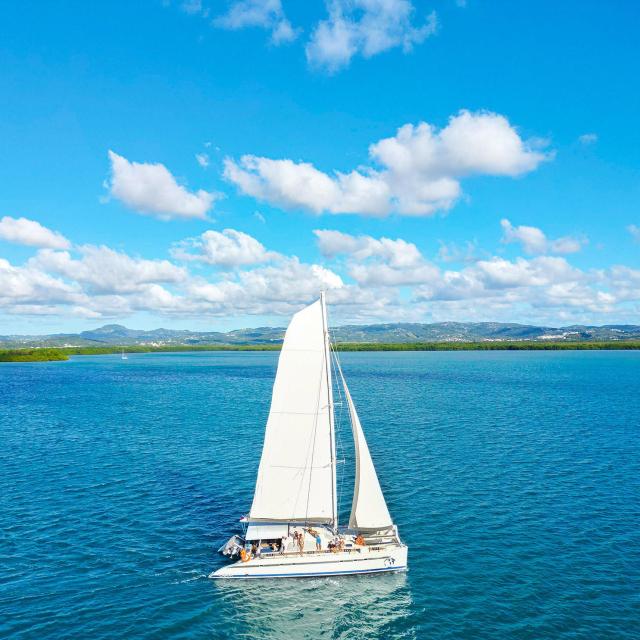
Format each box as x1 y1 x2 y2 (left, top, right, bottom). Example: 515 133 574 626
0 216 70 249
171 228 276 266
312 228 618 318
31 245 187 295
225 110 550 217
185 257 345 317
2 224 639 326
0 258 80 306
107 150 219 220
315 229 422 267
314 229 438 286
501 219 587 255
306 0 437 73
224 155 392 215
214 0 298 45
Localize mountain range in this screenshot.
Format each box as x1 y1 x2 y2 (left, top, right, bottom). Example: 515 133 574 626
2 322 640 349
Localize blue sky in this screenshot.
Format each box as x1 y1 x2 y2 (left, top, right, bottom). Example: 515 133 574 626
0 0 638 333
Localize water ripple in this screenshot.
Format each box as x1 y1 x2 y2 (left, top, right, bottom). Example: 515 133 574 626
0 351 638 639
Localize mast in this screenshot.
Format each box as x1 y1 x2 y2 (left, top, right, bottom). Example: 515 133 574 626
320 291 338 531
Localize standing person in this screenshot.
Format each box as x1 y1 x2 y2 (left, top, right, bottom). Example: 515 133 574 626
298 530 305 555
281 534 288 554
306 527 322 552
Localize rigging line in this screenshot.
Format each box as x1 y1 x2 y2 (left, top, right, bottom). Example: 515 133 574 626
321 293 338 532
330 341 347 524
331 339 354 525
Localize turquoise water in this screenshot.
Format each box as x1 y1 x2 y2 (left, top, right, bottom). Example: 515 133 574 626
1 351 639 639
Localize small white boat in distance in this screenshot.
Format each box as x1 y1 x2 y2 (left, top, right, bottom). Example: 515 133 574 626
121 349 128 360
211 293 407 579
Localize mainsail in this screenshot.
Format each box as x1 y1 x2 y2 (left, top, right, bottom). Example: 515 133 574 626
338 368 393 532
249 295 336 525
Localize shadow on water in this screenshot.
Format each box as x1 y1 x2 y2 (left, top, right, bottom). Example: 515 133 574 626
212 572 416 639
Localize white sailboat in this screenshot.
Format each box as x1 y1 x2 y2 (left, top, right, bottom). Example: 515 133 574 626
121 349 128 360
211 293 407 579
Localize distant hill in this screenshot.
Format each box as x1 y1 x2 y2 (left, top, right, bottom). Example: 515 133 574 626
2 322 640 349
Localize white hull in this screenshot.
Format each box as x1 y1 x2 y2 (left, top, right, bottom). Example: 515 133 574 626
210 544 407 579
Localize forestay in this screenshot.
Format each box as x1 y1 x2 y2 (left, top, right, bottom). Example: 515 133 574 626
339 370 393 532
249 298 336 525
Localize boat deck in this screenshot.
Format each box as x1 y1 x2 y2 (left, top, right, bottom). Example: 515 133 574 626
210 542 408 579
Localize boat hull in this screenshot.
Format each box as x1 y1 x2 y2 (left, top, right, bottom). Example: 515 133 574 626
210 544 407 579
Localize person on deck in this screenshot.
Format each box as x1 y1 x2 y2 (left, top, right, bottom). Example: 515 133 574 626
305 528 322 552
297 531 305 555
355 534 366 546
281 534 287 553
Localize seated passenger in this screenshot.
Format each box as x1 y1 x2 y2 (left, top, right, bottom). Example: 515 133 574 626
355 534 366 546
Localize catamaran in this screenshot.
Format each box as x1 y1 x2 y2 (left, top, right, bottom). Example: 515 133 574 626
211 293 407 579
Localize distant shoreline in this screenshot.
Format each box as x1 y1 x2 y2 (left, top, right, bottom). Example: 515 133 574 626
2 341 640 362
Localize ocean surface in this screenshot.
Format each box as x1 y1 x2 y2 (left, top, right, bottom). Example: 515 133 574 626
1 350 639 639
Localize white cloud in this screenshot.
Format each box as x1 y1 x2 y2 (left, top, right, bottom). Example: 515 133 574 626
413 255 593 310
473 255 580 289
314 229 438 286
195 153 210 168
578 133 598 145
500 219 547 254
214 0 298 45
2 223 639 326
501 219 587 255
224 155 392 215
186 257 345 316
313 229 616 318
549 236 586 254
225 110 550 217
306 0 437 73
314 229 422 267
171 228 276 266
0 216 70 250
107 150 219 220
31 245 186 295
627 224 640 243
0 258 80 306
